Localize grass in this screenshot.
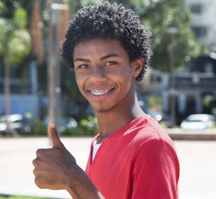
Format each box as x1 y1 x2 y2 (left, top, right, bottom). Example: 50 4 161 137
0 196 49 199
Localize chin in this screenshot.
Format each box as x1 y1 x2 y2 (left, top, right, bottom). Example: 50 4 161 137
94 103 119 113
95 107 110 113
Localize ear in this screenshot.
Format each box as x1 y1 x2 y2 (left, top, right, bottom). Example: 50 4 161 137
132 58 144 78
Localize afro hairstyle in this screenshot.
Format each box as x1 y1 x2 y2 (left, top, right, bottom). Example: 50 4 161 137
61 1 152 82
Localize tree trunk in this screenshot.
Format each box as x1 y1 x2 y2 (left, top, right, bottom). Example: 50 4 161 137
4 55 19 137
4 55 10 117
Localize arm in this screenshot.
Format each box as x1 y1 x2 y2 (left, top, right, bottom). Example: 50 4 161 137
32 122 104 199
65 165 104 199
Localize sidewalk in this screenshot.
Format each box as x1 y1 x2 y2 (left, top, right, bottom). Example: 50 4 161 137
0 137 216 199
0 137 91 198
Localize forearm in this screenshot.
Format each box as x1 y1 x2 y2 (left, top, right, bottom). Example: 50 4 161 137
65 165 105 199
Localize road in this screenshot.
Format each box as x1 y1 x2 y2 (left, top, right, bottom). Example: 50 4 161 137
0 137 215 199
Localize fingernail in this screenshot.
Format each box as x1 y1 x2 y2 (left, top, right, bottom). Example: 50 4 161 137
50 122 55 128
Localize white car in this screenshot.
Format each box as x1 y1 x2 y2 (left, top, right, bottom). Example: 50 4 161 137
0 114 32 135
180 114 215 130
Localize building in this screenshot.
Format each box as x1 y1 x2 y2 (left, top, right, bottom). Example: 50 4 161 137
0 62 39 117
139 1 216 124
140 55 216 124
186 0 216 51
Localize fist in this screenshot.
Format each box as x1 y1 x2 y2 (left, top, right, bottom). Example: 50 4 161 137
32 121 77 190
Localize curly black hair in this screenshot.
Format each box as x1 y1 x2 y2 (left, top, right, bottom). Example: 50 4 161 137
61 1 152 82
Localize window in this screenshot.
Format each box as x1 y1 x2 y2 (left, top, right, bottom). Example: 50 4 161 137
190 3 203 14
191 26 207 38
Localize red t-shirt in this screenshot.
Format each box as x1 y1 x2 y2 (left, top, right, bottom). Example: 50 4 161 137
85 115 180 199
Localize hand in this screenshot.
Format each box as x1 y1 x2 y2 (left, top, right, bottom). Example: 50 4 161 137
33 122 104 199
32 121 77 190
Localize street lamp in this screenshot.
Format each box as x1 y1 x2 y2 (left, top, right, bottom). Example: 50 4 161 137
47 0 69 129
166 27 177 128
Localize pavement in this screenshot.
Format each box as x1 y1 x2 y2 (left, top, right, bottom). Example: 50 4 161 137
0 136 216 199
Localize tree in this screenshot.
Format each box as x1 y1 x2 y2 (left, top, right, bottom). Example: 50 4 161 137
108 0 201 72
0 4 31 135
51 0 202 119
1 0 201 120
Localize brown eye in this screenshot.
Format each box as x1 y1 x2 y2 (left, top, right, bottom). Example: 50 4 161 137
78 64 89 69
105 61 117 66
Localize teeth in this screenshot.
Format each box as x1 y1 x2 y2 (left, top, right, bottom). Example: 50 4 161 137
91 90 109 95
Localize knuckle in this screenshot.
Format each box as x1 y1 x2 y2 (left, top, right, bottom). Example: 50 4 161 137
32 159 36 166
34 176 46 189
34 178 43 189
36 149 43 156
32 157 40 167
33 168 37 176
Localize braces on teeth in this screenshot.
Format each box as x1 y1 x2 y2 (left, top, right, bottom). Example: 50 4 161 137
91 90 109 95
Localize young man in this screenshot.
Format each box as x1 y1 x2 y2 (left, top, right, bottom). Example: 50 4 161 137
33 1 180 199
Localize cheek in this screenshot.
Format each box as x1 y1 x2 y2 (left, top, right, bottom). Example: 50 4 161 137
114 71 133 91
75 73 85 92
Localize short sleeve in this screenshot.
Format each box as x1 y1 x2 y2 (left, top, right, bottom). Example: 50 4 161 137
132 138 180 199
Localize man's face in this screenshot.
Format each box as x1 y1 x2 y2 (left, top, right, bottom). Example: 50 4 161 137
73 38 139 113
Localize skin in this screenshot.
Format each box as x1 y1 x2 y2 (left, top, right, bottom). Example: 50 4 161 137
73 39 144 142
33 38 145 198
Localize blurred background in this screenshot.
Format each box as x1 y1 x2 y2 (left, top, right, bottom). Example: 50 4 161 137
0 0 216 199
0 0 216 135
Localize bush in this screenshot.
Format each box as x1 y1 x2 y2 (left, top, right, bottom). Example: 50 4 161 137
29 119 47 136
28 116 98 136
0 196 47 199
61 115 98 136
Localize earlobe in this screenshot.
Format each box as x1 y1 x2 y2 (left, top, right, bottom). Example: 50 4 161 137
132 58 144 78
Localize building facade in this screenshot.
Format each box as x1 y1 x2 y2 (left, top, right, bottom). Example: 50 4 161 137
186 0 216 51
0 62 39 117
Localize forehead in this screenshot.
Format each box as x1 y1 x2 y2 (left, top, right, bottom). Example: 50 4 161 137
73 38 129 59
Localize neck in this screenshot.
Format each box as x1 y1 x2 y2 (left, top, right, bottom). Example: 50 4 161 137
95 91 144 143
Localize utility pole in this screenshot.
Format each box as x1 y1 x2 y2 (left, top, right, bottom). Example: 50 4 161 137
47 0 69 129
167 27 177 128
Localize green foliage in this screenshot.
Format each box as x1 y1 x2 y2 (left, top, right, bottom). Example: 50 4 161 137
29 119 47 136
81 0 102 7
90 0 201 72
0 3 31 66
0 19 13 54
8 30 31 65
159 121 168 129
61 115 98 136
13 7 27 28
28 116 98 136
132 0 201 71
148 95 162 110
0 196 48 199
0 2 6 15
59 0 202 103
203 95 214 108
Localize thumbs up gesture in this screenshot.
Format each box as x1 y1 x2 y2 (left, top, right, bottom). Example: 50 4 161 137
33 121 104 199
33 121 77 190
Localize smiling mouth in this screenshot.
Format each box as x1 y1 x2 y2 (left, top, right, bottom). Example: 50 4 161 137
89 88 115 96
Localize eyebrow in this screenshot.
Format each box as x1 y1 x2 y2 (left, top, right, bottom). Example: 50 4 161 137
100 53 121 60
74 53 121 63
74 58 91 63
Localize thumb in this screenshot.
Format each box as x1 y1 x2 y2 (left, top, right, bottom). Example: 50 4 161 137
48 121 64 148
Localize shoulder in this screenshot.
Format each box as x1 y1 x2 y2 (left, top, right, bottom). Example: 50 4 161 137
128 115 175 150
128 115 179 167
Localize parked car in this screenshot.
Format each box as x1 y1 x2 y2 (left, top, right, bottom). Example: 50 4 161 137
0 114 32 135
44 117 78 133
180 114 215 130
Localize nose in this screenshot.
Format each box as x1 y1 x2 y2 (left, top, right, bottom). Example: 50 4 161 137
89 66 106 82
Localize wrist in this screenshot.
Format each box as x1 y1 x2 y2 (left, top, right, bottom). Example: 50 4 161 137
65 165 104 199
